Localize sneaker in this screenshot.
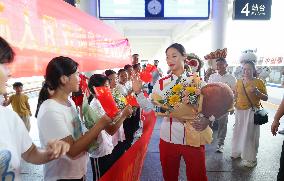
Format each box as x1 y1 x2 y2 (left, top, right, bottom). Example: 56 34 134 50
278 130 284 134
216 145 224 153
242 160 257 168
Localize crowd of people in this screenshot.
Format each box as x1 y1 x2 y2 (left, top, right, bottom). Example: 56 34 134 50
1 36 284 181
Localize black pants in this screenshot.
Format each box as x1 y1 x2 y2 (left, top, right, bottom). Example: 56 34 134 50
133 107 140 131
90 154 113 181
111 141 126 163
123 108 140 150
123 116 134 150
278 140 284 181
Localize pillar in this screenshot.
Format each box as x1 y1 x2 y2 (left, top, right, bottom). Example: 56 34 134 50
211 0 228 69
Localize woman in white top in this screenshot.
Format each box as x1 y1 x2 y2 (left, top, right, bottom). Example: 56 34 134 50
0 37 70 181
87 73 132 180
124 64 134 91
132 43 211 181
117 68 140 150
105 69 126 161
36 57 112 181
116 69 130 96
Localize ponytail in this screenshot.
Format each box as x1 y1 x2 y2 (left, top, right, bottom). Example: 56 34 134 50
35 82 52 118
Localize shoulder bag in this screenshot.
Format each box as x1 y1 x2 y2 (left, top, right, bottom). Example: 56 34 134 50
241 81 268 125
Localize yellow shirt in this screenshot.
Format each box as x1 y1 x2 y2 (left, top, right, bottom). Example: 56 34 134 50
9 94 31 116
235 78 267 110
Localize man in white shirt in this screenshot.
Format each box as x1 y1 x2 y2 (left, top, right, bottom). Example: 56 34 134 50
208 57 236 153
148 60 163 94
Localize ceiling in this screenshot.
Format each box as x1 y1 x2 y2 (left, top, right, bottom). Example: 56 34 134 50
97 0 234 62
104 19 203 61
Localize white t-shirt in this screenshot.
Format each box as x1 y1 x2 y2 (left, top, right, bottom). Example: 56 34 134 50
112 125 125 147
125 81 132 93
37 99 88 181
116 83 128 96
89 98 114 158
0 105 32 181
208 72 237 90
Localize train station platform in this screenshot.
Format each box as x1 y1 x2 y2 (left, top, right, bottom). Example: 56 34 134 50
14 84 284 180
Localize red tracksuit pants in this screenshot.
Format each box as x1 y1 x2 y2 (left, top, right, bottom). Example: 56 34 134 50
159 139 208 181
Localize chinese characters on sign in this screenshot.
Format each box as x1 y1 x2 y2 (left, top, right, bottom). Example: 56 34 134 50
233 0 271 20
0 0 131 77
250 3 266 16
258 57 284 66
231 57 283 66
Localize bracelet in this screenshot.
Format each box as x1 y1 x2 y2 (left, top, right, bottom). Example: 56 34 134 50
110 111 123 125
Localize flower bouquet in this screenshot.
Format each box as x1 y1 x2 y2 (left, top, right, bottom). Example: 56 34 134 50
112 88 127 110
152 73 212 147
153 74 203 119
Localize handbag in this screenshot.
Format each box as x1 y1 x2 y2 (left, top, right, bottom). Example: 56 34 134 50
241 81 268 125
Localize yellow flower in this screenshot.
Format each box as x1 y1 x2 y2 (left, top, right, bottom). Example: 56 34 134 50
172 84 183 93
193 73 201 85
186 86 196 94
168 94 181 106
120 97 127 104
195 88 201 95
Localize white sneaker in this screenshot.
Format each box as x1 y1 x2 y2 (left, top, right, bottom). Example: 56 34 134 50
216 145 224 153
242 160 257 168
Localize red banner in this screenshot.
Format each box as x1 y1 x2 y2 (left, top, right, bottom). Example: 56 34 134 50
100 111 156 181
0 0 131 77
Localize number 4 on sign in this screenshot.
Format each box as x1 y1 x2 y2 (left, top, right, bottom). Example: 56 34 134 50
241 3 250 16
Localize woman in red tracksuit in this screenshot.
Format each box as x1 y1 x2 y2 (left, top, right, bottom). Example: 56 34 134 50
132 43 211 181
